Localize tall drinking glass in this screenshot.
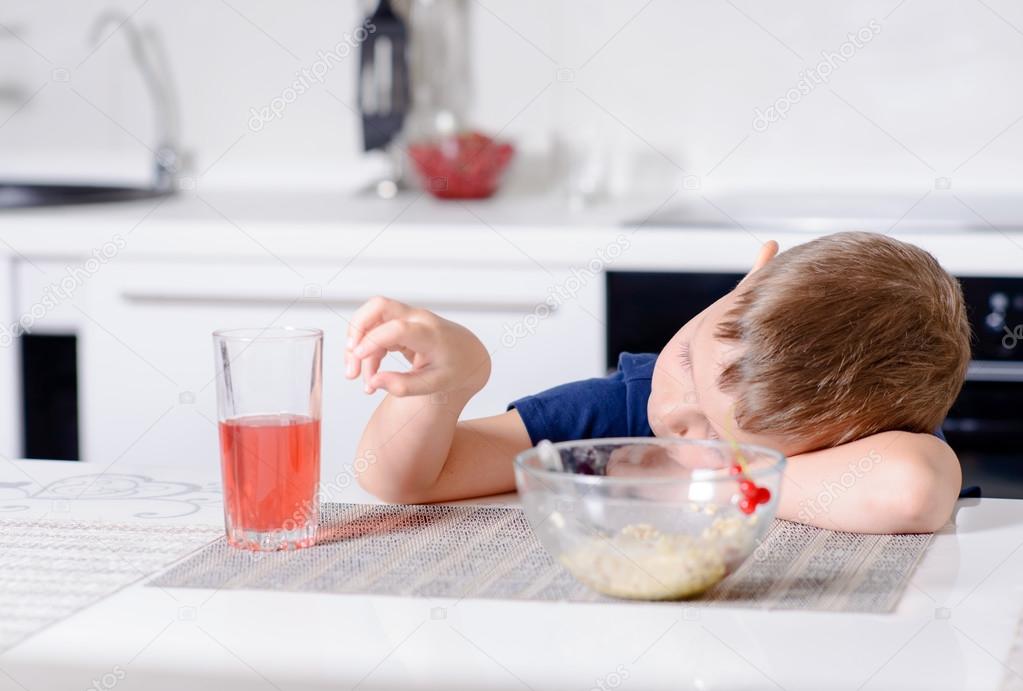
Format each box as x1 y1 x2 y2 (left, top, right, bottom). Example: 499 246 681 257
213 327 322 551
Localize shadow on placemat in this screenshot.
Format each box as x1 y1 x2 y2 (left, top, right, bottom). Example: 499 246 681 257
314 504 455 545
149 503 932 613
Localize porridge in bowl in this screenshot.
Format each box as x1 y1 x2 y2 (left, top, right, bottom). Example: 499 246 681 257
514 438 784 601
560 513 757 600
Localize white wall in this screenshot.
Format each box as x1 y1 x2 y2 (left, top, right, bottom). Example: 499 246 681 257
1 0 1022 193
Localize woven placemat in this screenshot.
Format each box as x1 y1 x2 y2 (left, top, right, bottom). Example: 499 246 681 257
150 503 931 613
0 519 221 653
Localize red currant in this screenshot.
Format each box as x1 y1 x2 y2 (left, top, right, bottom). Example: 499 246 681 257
755 487 771 505
728 464 743 476
739 480 758 498
738 497 756 514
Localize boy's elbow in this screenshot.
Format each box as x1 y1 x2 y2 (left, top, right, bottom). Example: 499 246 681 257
357 475 406 504
891 482 949 533
882 441 960 533
356 472 428 504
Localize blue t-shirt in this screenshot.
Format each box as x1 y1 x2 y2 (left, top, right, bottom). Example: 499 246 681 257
509 353 656 444
509 352 948 445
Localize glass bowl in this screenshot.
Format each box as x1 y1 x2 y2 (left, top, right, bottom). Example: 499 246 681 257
514 438 786 601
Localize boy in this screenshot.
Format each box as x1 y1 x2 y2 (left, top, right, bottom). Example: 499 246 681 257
345 232 971 534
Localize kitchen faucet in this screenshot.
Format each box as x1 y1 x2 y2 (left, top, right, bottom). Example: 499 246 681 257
89 11 182 191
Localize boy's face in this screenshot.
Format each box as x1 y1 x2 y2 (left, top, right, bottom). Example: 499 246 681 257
648 243 810 457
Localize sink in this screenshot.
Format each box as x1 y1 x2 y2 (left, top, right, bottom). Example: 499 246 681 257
0 182 173 209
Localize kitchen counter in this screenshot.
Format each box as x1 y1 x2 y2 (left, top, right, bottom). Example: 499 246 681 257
1 459 1022 691
3 188 1023 275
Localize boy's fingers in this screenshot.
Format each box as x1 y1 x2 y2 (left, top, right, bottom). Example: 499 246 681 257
347 297 412 352
353 319 433 360
346 347 362 379
345 341 363 379
369 370 439 398
362 351 386 393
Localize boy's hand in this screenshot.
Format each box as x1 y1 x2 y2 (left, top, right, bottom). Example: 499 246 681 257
344 296 491 397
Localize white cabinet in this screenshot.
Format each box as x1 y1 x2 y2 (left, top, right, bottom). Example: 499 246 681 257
11 257 106 462
29 258 604 477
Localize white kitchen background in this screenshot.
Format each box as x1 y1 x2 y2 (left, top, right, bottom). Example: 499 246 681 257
2 0 1022 193
3 1 1023 488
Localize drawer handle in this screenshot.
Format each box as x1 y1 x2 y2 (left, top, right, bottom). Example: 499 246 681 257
120 292 555 315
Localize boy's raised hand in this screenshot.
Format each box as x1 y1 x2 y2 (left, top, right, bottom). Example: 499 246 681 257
344 296 491 398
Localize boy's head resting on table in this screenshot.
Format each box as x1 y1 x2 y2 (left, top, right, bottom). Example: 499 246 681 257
648 231 971 457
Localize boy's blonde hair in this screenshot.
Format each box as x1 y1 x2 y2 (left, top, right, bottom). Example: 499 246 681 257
716 232 971 447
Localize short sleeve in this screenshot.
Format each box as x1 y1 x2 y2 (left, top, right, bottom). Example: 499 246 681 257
508 353 655 445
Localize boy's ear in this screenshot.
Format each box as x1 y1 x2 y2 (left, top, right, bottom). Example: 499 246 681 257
740 240 779 284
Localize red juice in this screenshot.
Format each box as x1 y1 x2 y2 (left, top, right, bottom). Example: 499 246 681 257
218 413 321 547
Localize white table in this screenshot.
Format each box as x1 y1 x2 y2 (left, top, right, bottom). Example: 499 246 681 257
1 459 1021 691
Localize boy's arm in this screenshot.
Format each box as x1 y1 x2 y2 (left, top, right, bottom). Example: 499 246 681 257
777 430 961 533
345 297 529 503
358 407 528 503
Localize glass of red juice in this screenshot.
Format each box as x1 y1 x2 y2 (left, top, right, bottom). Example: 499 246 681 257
213 327 322 551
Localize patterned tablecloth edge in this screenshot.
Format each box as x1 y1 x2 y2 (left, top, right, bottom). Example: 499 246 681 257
0 520 222 654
